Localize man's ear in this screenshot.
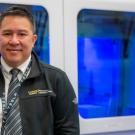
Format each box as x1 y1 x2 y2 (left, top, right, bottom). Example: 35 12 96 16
32 34 37 48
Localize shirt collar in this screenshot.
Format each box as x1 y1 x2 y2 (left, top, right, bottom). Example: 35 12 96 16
1 55 31 75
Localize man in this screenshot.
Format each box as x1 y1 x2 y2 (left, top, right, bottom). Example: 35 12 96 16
0 6 80 135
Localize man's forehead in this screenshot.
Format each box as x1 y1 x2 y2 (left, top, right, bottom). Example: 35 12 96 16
0 16 35 33
0 19 33 32
1 16 31 26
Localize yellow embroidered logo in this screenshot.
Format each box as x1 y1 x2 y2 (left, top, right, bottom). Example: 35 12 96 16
28 89 52 95
28 89 38 95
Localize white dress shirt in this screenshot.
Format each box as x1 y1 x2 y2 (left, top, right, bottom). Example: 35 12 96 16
0 55 31 131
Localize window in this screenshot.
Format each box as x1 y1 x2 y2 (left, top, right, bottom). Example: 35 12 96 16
78 9 135 119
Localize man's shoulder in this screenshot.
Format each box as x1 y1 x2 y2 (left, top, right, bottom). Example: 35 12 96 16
39 61 66 76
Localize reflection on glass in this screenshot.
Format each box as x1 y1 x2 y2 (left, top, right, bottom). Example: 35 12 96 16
77 9 135 118
0 3 49 63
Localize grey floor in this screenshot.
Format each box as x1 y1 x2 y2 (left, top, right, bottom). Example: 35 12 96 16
82 130 135 135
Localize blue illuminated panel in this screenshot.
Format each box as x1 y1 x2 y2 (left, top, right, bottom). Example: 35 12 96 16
77 9 135 118
0 3 49 64
32 6 49 63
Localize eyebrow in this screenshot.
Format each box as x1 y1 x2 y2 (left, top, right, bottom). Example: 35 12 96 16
1 29 30 33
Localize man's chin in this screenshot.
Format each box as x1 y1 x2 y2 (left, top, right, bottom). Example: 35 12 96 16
6 59 21 67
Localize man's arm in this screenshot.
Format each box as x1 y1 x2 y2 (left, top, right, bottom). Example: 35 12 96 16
53 72 80 135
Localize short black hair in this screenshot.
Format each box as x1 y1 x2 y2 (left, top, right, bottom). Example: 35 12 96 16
0 6 36 33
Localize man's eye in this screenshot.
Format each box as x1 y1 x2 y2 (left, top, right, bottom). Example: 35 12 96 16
2 33 11 36
18 33 27 36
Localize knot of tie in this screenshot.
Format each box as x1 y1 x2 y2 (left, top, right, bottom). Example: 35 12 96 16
10 69 20 80
10 68 20 75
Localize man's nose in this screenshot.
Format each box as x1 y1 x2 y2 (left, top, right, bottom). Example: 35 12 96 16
8 34 20 45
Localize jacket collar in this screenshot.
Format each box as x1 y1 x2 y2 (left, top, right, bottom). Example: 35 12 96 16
27 51 43 79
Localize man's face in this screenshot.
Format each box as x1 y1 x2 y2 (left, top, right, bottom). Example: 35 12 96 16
0 16 37 67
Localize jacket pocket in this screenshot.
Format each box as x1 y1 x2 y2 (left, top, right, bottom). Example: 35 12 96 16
19 90 55 135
